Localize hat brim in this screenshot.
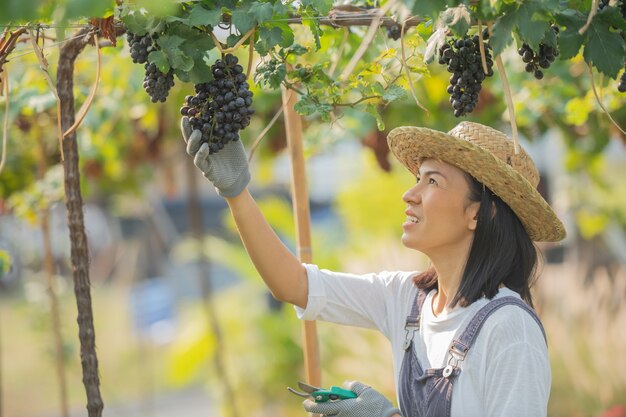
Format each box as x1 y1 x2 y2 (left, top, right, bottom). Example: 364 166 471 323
387 126 566 242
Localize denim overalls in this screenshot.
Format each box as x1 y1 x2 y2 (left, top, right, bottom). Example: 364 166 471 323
398 290 546 417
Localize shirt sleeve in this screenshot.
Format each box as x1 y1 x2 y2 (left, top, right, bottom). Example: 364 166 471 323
294 264 417 337
482 311 551 417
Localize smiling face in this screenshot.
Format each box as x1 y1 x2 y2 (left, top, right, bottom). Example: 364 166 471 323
401 159 480 259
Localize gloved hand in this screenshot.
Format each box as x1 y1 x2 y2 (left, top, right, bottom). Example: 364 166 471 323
181 117 251 198
302 381 402 417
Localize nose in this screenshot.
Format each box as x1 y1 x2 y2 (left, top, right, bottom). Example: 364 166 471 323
402 183 421 205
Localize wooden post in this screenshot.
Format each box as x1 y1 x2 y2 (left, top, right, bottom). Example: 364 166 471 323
280 86 321 388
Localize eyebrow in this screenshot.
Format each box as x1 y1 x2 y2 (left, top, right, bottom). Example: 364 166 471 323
417 170 448 180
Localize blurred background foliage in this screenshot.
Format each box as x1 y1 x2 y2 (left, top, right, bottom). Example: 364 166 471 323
0 1 625 417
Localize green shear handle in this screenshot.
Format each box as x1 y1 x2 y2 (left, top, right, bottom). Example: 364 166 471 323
288 381 358 402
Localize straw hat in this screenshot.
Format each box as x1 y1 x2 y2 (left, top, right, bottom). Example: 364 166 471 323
387 121 565 242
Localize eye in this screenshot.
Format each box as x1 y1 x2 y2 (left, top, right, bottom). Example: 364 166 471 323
428 178 438 185
415 176 421 183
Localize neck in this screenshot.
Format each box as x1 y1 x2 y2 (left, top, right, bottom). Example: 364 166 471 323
428 238 473 316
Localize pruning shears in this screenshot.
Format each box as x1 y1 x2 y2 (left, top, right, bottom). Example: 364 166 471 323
288 381 358 403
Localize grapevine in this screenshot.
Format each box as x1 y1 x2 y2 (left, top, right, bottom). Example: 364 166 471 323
517 26 560 81
180 53 255 154
439 32 494 118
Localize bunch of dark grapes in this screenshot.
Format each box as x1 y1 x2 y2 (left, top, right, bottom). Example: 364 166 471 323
143 63 175 103
127 31 175 103
517 26 559 80
180 54 254 154
439 33 494 117
127 32 157 64
386 23 402 40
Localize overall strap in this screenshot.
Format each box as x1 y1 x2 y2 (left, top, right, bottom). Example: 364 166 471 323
403 289 427 350
446 296 547 371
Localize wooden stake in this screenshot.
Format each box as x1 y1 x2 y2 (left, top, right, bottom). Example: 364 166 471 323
280 86 321 388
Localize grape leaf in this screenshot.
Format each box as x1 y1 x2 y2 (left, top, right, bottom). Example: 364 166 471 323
274 22 295 48
148 50 170 72
249 2 273 24
515 1 550 51
411 0 447 22
257 26 285 51
232 4 254 33
169 51 195 72
120 11 150 35
293 96 319 116
596 6 626 32
382 85 407 103
304 18 322 50
188 61 214 84
489 4 518 57
583 21 626 79
364 104 385 131
188 4 222 27
157 34 185 50
294 95 332 120
300 0 333 16
555 9 586 59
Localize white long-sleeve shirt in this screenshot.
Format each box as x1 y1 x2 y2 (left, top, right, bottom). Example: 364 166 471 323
295 264 550 417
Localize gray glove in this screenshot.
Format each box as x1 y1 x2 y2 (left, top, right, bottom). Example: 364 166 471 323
181 117 251 198
303 381 402 417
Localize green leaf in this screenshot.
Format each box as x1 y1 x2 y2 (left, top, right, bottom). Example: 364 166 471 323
188 61 214 84
65 0 113 21
257 26 287 51
596 6 626 32
148 50 170 72
232 4 255 33
294 96 319 116
300 0 333 15
304 18 322 50
120 11 150 35
188 4 222 27
364 104 385 131
489 4 518 56
411 0 447 22
515 2 550 51
170 51 195 72
382 85 407 103
555 9 587 59
273 1 289 16
157 34 185 50
583 21 626 78
250 2 273 24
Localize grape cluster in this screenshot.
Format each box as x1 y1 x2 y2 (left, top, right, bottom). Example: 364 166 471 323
127 32 157 64
127 31 176 103
144 63 175 103
517 26 559 80
386 23 402 40
439 33 494 117
180 54 255 154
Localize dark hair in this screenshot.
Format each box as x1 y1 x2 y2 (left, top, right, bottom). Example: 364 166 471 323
413 173 539 308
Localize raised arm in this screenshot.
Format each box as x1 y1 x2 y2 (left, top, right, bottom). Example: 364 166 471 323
181 117 308 308
226 189 308 307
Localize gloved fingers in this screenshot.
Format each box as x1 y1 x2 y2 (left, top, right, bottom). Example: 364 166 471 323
302 398 345 416
343 380 370 396
194 142 211 172
181 117 192 143
186 129 203 156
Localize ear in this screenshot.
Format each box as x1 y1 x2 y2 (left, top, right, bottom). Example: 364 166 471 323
466 201 480 231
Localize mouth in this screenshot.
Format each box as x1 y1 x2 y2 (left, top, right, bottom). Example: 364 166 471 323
406 215 419 224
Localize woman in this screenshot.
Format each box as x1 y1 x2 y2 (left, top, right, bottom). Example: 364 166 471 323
182 119 566 417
